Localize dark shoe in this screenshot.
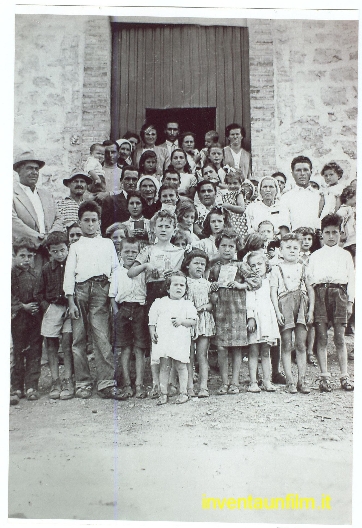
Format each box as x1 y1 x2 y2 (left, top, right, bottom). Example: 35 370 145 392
319 378 332 393
60 378 75 400
307 354 318 366
49 379 61 400
272 372 287 385
297 381 311 394
122 385 134 399
75 386 93 399
345 325 354 336
348 349 354 361
26 388 39 401
97 386 125 400
135 385 147 399
10 392 20 406
340 376 354 391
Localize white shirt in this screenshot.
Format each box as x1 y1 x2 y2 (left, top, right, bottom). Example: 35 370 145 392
245 200 282 233
307 244 355 302
279 186 321 231
63 236 120 295
103 166 123 193
230 149 242 169
165 139 179 156
18 183 45 234
109 265 146 304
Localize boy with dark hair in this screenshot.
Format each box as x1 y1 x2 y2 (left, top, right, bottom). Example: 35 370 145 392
11 237 42 404
63 201 123 399
307 214 355 392
35 231 73 400
109 237 149 399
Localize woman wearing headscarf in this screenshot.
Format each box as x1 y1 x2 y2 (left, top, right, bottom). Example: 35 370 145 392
116 139 133 170
245 176 282 234
137 175 161 219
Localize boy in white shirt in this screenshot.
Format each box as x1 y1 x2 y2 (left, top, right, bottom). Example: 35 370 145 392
63 200 122 399
307 214 355 392
109 237 149 400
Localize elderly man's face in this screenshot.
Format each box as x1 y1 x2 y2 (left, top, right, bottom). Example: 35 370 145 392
198 183 216 207
69 177 88 196
18 162 40 189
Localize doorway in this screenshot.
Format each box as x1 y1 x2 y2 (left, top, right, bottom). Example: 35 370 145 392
146 107 216 151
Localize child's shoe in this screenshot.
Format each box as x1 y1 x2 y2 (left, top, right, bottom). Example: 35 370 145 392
60 378 75 400
176 393 189 404
307 354 318 366
285 383 298 394
97 386 125 400
227 384 240 394
247 382 261 393
340 376 354 391
168 383 178 397
198 388 209 398
261 381 276 392
271 371 287 385
26 388 39 401
10 390 22 406
187 387 196 397
49 379 61 400
319 377 332 393
135 385 147 399
149 385 160 399
157 394 168 405
217 384 229 396
75 385 93 399
297 381 311 394
122 385 134 399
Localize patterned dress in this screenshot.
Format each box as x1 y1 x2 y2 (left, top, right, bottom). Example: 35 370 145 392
186 277 216 339
209 261 248 347
220 190 248 244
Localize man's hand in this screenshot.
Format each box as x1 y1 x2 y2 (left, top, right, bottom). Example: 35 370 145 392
22 302 39 315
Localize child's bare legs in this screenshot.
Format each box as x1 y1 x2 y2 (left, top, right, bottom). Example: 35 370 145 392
61 332 73 380
248 343 260 391
294 324 307 383
45 337 60 382
230 347 242 386
196 337 209 391
315 322 329 374
169 363 178 395
307 326 316 360
134 347 145 387
187 345 195 394
119 346 132 387
174 360 188 395
159 357 171 395
280 329 294 385
151 363 160 388
333 323 348 377
217 346 229 386
260 343 273 389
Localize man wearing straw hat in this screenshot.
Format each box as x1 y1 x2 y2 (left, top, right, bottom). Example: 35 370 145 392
12 150 64 271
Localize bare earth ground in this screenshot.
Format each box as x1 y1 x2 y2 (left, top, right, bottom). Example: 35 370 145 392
9 332 354 524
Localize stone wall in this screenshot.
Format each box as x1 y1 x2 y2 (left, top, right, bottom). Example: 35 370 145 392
248 18 358 184
14 15 358 197
14 14 111 200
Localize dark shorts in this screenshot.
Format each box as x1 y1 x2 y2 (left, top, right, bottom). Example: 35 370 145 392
113 303 150 349
344 244 356 258
146 281 166 309
278 291 308 331
314 286 348 325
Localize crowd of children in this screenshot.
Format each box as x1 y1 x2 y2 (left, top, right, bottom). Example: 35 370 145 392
11 126 356 406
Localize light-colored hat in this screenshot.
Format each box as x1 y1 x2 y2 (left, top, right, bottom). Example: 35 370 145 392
13 150 45 171
137 175 161 198
116 139 133 151
63 169 93 187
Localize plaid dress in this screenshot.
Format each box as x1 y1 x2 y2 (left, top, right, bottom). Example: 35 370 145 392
209 261 248 347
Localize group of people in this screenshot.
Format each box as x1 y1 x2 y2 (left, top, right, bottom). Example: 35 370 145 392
11 120 356 406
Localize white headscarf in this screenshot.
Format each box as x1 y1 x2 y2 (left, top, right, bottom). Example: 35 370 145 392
116 139 133 151
137 175 160 201
256 175 281 204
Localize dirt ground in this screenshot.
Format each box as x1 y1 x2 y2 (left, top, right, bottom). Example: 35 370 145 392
9 332 354 524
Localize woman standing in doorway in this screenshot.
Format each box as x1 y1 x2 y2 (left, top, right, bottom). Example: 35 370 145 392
223 123 251 181
133 123 170 179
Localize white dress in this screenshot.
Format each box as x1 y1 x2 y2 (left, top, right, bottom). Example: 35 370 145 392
246 276 280 346
148 296 198 363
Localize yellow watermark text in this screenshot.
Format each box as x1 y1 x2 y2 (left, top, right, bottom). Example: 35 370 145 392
202 494 331 510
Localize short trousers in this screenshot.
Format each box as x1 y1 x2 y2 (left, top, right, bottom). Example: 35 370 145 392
314 285 348 325
41 303 72 338
113 303 150 349
278 290 308 331
146 281 166 309
344 244 356 258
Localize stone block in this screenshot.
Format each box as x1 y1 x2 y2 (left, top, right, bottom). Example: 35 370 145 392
341 141 357 159
313 48 342 64
330 67 357 82
341 125 357 136
33 76 55 88
349 51 358 60
345 107 358 120
321 87 347 106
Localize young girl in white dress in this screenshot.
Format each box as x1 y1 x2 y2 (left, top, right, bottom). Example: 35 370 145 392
181 250 216 398
148 271 198 405
245 250 280 393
